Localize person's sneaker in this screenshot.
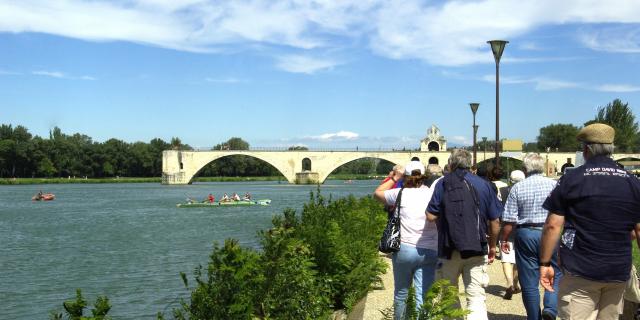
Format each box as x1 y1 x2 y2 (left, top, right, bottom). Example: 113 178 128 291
503 286 514 300
541 310 555 320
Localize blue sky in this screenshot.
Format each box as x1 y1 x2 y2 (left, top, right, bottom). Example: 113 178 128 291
1 0 640 150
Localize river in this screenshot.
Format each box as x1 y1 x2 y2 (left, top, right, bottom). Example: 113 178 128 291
0 180 379 319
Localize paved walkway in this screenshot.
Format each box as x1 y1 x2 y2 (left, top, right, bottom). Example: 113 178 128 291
350 255 530 320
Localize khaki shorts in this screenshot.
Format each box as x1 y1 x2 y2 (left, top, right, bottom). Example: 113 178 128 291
558 272 625 320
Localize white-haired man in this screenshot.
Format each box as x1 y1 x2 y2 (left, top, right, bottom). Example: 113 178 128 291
501 153 559 320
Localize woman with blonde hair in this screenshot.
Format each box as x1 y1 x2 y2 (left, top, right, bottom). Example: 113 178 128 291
374 160 438 319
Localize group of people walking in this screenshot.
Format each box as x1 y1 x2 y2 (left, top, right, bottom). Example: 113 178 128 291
373 123 640 320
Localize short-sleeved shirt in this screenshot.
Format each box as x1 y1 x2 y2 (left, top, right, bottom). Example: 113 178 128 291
385 186 438 250
428 170 503 222
543 155 640 282
503 174 557 225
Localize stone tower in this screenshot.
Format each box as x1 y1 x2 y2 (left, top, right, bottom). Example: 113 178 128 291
420 124 447 151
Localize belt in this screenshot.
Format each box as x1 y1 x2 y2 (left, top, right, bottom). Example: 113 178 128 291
517 223 544 229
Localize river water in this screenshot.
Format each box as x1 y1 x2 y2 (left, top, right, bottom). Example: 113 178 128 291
0 180 379 319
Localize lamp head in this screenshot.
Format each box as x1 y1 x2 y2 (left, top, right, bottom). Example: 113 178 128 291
469 103 480 115
487 40 509 64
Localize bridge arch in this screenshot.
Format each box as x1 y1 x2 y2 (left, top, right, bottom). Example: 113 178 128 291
428 141 440 151
317 154 417 183
185 152 291 184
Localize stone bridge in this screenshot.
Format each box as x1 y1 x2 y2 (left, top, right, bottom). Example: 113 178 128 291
161 150 640 184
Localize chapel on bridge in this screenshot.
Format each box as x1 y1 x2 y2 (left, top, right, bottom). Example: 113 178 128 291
420 124 447 151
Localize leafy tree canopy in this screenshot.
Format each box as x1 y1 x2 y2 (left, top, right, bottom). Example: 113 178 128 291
585 99 639 152
213 137 249 150
537 123 581 152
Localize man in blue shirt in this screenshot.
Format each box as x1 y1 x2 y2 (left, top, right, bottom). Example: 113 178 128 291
501 153 559 320
540 123 640 320
427 149 502 320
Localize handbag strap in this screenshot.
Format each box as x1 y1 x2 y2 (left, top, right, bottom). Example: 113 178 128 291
393 188 404 219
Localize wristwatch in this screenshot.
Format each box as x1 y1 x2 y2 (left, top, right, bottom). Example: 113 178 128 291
539 261 551 267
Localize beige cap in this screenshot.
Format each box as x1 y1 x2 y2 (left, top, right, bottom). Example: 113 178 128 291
577 123 615 144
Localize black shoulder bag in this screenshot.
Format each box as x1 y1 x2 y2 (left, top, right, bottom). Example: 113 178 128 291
378 188 404 253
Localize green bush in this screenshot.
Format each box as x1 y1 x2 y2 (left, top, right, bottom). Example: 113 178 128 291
175 239 263 320
172 192 388 319
50 289 111 320
258 218 332 319
296 193 387 311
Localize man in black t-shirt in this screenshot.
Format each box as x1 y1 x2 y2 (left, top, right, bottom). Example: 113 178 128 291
539 123 640 320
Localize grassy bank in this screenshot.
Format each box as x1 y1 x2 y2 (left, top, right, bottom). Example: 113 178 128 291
325 173 381 180
193 176 284 182
0 177 162 185
1 174 384 185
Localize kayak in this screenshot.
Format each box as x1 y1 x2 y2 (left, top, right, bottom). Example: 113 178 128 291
32 193 55 201
177 199 271 208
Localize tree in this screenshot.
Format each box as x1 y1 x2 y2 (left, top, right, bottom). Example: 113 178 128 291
214 137 250 151
585 99 639 152
537 124 580 152
522 142 539 152
288 146 309 151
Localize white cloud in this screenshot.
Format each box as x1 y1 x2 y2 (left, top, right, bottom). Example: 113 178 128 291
518 41 544 51
2 0 640 69
308 131 359 141
275 55 340 74
480 74 640 92
369 0 640 66
32 70 96 80
481 74 581 90
595 84 640 92
579 26 640 53
33 70 65 78
450 135 470 145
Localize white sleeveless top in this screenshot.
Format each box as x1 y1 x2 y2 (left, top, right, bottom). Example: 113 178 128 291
384 186 438 250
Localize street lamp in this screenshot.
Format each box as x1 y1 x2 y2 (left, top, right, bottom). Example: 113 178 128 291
487 39 508 171
469 103 480 166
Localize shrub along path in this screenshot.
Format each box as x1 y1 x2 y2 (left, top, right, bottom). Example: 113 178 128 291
351 255 530 320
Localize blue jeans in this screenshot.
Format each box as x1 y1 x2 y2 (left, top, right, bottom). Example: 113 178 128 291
392 243 438 320
515 227 562 320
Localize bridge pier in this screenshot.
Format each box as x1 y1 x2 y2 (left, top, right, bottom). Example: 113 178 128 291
295 172 320 184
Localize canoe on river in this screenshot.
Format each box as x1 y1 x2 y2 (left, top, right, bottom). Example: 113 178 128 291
32 193 55 201
177 199 271 208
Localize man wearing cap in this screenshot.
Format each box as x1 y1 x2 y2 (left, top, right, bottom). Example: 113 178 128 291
500 153 559 320
427 149 502 320
540 123 640 320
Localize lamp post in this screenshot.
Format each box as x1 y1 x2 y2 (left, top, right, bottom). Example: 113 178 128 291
487 40 508 171
469 103 480 166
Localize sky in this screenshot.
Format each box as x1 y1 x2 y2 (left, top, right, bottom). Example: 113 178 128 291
1 0 640 150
